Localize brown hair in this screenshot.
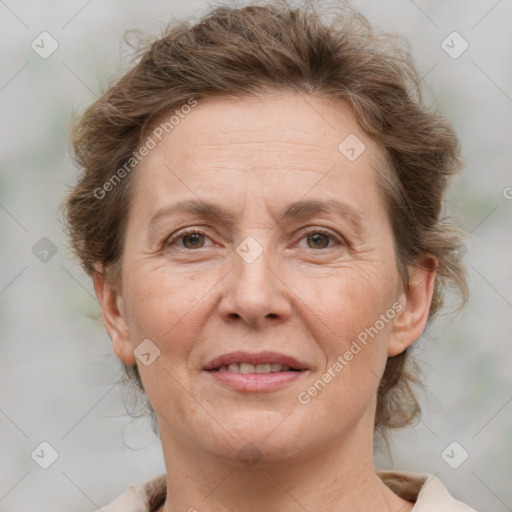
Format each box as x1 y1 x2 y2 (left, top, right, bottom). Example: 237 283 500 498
62 0 468 450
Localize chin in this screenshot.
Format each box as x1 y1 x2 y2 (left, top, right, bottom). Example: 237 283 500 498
200 411 317 464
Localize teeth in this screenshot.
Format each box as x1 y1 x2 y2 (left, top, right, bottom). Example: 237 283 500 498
217 363 294 374
240 363 254 374
256 363 271 374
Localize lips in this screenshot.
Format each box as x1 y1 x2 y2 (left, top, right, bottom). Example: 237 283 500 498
216 362 298 374
203 351 308 372
204 351 309 392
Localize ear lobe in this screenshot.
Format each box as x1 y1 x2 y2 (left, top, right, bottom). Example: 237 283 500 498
388 259 437 357
93 266 136 365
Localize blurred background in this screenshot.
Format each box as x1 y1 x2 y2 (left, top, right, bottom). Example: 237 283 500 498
0 1 511 511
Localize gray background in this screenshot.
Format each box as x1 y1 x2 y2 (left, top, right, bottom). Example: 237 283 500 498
0 1 511 511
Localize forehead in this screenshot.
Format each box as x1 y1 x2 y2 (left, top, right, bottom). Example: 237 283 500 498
131 91 388 218
150 92 379 163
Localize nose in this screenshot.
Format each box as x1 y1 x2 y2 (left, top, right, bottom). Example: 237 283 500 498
217 238 292 328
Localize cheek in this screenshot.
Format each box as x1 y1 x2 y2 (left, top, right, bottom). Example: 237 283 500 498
308 265 395 341
121 267 211 420
124 261 200 331
305 268 395 394
121 263 213 381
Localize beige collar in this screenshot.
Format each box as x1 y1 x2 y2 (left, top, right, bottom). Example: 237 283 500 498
99 470 478 511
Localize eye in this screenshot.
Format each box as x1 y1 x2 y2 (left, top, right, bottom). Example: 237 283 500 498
164 226 345 252
164 228 214 250
297 227 343 250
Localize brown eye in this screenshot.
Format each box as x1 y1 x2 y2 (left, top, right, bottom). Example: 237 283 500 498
182 232 206 249
165 229 213 250
306 232 331 249
298 227 342 250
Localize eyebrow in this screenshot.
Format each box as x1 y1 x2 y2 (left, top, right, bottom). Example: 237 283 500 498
148 198 364 233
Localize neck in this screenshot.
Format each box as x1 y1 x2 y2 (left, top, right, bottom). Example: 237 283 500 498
159 411 413 512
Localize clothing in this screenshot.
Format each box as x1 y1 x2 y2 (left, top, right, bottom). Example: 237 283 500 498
97 470 479 511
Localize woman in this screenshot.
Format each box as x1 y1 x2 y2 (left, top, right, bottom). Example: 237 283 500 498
62 1 477 510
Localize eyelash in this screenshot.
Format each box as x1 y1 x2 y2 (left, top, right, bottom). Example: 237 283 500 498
164 226 345 251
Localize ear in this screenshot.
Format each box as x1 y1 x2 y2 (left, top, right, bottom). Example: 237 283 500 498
93 266 136 365
388 259 437 357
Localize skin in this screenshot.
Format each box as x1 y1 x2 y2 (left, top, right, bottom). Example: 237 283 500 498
94 91 435 512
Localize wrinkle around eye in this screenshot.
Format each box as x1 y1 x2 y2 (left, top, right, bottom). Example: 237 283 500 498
162 227 352 256
164 230 216 251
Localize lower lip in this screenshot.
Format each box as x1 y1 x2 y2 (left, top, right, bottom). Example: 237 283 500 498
205 370 307 392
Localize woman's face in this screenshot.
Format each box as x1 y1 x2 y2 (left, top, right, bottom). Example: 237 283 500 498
98 91 433 464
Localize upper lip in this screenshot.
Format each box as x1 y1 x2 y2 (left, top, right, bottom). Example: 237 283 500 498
203 351 308 370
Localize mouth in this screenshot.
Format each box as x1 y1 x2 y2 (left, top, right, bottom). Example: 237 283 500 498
210 362 303 374
203 350 308 372
203 351 309 392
